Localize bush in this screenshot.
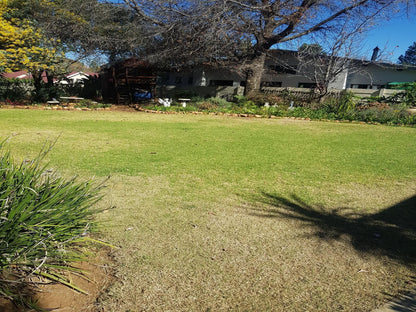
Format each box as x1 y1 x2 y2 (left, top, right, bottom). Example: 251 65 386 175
321 91 358 113
0 78 32 102
194 97 232 112
402 83 416 107
233 95 256 107
140 94 415 125
0 140 105 308
246 93 284 107
75 99 112 109
196 101 220 111
32 83 63 103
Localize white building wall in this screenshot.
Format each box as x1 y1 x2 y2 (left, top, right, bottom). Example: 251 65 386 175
328 70 349 89
157 60 416 97
347 64 416 88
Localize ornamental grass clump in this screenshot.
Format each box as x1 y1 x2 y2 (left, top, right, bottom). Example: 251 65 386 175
0 141 104 308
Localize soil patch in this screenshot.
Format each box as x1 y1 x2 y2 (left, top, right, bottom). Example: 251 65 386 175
0 249 114 312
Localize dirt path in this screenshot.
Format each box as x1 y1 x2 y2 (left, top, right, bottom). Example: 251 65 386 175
0 251 113 312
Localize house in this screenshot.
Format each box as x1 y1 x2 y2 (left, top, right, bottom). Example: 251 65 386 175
156 49 416 99
60 71 99 86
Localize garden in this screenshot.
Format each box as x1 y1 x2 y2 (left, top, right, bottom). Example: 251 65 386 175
0 107 415 311
137 84 416 127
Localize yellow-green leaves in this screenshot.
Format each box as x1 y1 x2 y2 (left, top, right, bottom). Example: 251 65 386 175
0 1 64 73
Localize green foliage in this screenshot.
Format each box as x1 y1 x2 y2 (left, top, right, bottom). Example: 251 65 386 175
32 83 63 103
137 92 415 126
321 91 358 113
402 83 416 107
382 83 416 107
246 93 284 107
0 78 31 102
398 42 416 65
193 96 233 111
338 91 358 112
0 140 104 307
234 95 256 107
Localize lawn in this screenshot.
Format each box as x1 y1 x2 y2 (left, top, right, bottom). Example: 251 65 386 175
0 108 415 311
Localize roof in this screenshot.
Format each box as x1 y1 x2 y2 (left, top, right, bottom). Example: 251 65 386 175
66 71 98 79
267 48 416 71
1 71 98 83
1 70 50 82
2 70 32 80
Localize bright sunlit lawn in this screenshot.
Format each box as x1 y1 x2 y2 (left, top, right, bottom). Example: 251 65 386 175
1 108 415 311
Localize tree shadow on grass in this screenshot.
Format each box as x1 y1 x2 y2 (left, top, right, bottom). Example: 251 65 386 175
251 193 416 266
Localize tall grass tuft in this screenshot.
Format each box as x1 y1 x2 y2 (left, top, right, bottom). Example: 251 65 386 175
0 140 105 308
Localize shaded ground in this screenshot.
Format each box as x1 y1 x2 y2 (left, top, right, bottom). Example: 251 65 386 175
373 290 416 312
251 192 416 310
252 193 416 266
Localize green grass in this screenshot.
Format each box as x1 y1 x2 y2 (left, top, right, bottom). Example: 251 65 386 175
0 109 415 311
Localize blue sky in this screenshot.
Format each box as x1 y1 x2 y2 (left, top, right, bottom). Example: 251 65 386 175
363 14 416 63
83 1 415 66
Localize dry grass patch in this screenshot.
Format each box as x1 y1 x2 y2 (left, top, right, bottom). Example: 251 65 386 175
96 175 415 312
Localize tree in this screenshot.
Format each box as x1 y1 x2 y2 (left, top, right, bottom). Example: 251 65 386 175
2 0 145 100
398 42 416 65
24 0 147 63
123 0 408 96
0 1 61 73
298 43 325 56
0 1 66 101
293 20 367 99
4 0 145 71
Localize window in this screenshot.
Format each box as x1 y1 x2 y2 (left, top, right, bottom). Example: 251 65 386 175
351 84 370 89
298 82 316 88
261 81 282 87
209 80 234 86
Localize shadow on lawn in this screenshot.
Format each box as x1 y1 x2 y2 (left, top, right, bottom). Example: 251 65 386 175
251 193 416 266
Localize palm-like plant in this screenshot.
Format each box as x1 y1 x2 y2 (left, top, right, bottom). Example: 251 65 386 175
0 140 105 309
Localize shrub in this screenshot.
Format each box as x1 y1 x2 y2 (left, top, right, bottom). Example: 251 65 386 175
196 101 219 111
0 78 32 102
0 140 105 308
32 83 63 103
233 95 256 107
206 97 233 109
246 93 284 107
402 82 416 107
75 99 112 109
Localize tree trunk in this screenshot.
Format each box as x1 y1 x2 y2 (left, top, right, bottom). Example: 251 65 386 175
32 70 43 102
244 52 266 97
45 70 54 86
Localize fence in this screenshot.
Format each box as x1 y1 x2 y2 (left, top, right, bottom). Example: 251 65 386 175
262 87 404 99
156 85 244 100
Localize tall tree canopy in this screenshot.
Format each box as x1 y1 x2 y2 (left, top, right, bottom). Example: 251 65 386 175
0 0 63 74
398 42 416 65
2 0 146 69
123 0 409 95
